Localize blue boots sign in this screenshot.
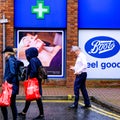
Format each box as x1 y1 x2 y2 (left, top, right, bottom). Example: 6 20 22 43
85 36 119 58
78 0 120 28
14 0 66 28
79 30 120 79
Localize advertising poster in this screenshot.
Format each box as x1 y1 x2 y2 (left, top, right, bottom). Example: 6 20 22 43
17 30 64 78
79 30 120 79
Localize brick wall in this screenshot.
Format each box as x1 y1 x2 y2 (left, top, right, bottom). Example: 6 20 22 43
0 0 14 84
0 0 120 87
66 0 78 87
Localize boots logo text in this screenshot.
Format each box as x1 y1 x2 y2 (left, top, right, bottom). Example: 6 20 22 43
85 36 119 58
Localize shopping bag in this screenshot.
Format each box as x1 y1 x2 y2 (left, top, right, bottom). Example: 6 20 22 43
0 81 12 107
24 78 41 101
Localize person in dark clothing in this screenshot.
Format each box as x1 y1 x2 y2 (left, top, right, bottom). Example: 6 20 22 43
18 47 44 120
1 46 19 120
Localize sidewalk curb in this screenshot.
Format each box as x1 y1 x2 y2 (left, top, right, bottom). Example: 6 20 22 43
17 95 71 100
91 96 120 115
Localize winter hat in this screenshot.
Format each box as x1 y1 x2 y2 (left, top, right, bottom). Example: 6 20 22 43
1 46 14 54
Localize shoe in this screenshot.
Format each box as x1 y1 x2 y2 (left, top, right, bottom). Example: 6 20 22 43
18 112 26 118
81 105 91 109
68 104 78 109
33 115 45 120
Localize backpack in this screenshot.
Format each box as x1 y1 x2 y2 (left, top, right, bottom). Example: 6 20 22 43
15 60 26 81
38 66 48 80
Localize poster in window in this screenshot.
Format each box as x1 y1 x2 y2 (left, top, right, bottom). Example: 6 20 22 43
17 30 64 78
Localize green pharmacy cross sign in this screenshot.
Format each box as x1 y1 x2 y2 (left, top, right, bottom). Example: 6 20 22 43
32 1 50 19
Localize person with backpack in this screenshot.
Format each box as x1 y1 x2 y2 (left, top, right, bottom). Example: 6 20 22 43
1 46 19 120
18 47 44 120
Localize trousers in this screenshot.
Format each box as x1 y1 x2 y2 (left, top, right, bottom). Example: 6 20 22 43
1 94 17 120
74 72 90 106
23 98 44 115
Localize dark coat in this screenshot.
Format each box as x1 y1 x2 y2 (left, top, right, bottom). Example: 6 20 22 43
4 55 19 95
25 47 43 95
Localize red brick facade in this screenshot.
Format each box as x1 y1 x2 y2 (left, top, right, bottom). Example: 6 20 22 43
0 0 14 85
0 0 120 88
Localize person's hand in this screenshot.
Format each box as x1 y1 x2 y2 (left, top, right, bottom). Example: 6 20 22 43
29 35 46 52
34 39 46 52
22 36 34 47
70 66 74 70
74 72 79 75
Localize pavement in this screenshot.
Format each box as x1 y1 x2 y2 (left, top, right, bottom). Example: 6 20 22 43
17 84 120 115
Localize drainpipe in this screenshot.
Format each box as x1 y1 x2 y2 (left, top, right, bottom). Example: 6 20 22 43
0 13 8 76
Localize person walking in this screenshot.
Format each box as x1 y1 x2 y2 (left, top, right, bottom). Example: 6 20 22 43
18 47 44 120
1 46 19 120
69 46 91 109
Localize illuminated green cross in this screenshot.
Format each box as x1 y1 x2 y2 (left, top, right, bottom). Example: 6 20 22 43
32 1 50 19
